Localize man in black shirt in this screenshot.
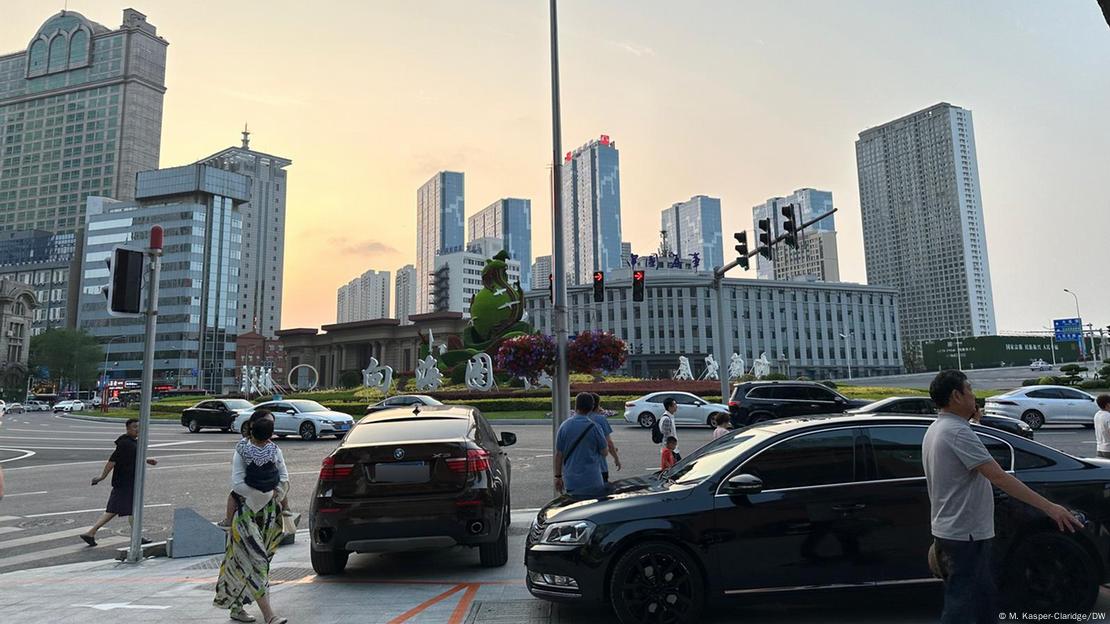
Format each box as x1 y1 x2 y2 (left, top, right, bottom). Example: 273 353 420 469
80 418 157 546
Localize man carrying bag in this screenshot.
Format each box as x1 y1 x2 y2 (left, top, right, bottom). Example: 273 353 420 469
554 393 609 498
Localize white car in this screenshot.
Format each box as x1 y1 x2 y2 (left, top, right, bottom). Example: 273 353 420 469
984 385 1098 430
25 401 50 412
1030 359 1053 372
52 400 86 412
232 399 355 441
623 391 730 428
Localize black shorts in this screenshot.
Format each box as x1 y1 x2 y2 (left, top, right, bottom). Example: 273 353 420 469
106 486 134 516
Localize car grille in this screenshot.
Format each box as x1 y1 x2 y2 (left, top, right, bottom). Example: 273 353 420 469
529 520 545 543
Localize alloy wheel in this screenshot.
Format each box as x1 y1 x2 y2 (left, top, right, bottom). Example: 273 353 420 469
613 547 700 624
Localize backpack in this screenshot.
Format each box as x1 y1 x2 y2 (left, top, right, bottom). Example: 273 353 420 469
650 416 664 444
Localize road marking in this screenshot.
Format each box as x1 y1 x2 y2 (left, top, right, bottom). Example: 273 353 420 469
74 603 170 611
448 584 480 624
0 490 47 497
0 445 232 451
3 451 228 471
0 526 106 550
386 583 467 624
534 453 553 458
149 441 206 448
0 516 22 522
0 536 129 570
149 461 227 471
0 527 22 535
287 470 319 475
26 503 170 518
0 448 34 463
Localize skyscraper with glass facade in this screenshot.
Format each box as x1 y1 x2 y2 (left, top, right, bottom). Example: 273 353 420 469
77 164 247 393
660 195 723 271
562 135 621 285
752 188 838 281
0 9 167 234
468 198 531 290
416 171 463 314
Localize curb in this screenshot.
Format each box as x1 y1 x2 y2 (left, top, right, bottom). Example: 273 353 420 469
58 413 180 425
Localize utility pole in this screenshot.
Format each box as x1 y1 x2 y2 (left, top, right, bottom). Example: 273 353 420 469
948 330 963 370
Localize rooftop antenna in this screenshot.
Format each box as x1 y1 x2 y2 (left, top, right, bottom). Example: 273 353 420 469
241 123 250 149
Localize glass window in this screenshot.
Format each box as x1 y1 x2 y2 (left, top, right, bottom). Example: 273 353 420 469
741 429 858 490
1026 389 1063 400
1014 448 1055 471
979 434 1013 471
867 426 926 480
803 386 838 402
1058 389 1092 401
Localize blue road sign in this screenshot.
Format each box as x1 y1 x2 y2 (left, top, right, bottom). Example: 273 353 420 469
1054 318 1082 342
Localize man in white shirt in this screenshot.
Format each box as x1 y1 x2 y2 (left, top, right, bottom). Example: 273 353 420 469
659 397 679 457
1094 395 1110 459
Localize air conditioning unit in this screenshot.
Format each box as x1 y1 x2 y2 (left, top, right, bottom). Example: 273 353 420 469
4 330 14 338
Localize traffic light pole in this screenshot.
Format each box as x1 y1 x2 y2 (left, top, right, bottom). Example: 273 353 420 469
127 226 162 563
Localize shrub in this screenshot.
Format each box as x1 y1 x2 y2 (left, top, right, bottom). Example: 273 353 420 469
450 363 467 385
1037 376 1058 386
763 373 788 381
820 380 838 390
496 334 555 382
568 331 627 374
795 376 811 382
1021 379 1041 387
1078 380 1106 391
338 370 361 389
394 376 410 392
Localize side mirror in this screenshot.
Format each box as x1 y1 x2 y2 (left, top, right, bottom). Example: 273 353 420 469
498 432 517 447
694 400 704 406
721 473 763 496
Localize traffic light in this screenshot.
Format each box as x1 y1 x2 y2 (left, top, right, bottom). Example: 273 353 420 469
103 246 144 317
757 218 773 260
734 232 749 270
781 204 799 249
632 270 645 302
592 271 604 302
548 273 553 303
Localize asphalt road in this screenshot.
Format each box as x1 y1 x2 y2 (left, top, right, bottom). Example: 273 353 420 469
840 362 1093 391
0 409 1104 576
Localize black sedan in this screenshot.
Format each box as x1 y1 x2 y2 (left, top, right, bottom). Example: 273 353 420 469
525 415 1110 623
364 394 443 415
310 405 515 574
180 399 254 433
847 396 1034 439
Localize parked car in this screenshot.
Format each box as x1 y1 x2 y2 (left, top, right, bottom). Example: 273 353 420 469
232 400 355 440
846 396 1034 439
985 385 1098 430
4 403 22 414
623 392 730 428
181 399 256 433
365 394 443 415
52 400 85 412
24 400 49 412
728 381 871 427
525 414 1110 622
1030 358 1053 372
309 405 515 574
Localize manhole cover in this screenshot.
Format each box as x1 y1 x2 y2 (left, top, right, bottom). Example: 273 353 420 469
19 517 73 529
270 567 313 582
185 556 224 571
467 600 554 624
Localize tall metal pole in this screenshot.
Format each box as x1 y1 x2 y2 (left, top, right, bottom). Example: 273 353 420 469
840 332 853 380
127 226 162 563
548 0 570 493
1065 289 1088 372
714 274 729 403
1043 327 1057 367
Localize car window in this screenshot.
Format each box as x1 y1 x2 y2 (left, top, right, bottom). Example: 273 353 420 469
195 401 212 410
866 426 926 480
978 434 1013 471
803 387 838 402
675 394 698 405
1026 389 1063 399
741 428 858 490
745 387 771 399
771 386 808 401
668 431 773 485
269 402 292 412
382 397 401 406
474 414 498 447
1058 389 1091 401
346 417 470 445
646 394 668 404
289 400 327 412
915 399 938 414
1014 448 1055 471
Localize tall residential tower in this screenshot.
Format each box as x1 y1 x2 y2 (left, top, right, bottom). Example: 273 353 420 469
336 269 390 323
416 171 464 314
661 195 723 271
562 135 621 285
752 189 839 282
394 264 416 325
468 198 531 289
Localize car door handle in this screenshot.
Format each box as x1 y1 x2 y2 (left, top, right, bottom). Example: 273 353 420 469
831 503 866 512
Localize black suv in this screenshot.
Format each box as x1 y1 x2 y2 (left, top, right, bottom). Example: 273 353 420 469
309 405 515 574
728 381 870 427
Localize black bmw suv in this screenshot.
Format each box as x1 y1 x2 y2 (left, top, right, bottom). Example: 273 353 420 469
309 405 515 574
729 380 871 427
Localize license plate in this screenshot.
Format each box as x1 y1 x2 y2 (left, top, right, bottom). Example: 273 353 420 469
374 461 428 483
335 423 349 430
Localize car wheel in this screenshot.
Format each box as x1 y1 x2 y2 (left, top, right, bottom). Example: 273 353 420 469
706 412 727 428
609 541 704 624
1021 410 1045 430
299 422 318 441
187 419 201 433
749 412 774 425
637 412 656 429
311 548 349 575
479 524 509 567
1001 532 1099 614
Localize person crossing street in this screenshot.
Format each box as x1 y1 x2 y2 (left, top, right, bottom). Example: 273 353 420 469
79 418 157 546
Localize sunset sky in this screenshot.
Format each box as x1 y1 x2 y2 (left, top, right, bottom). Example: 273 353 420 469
4 1 1109 332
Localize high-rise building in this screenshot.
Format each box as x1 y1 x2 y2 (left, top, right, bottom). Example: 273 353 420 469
336 269 390 324
620 242 632 268
0 9 168 234
661 195 723 271
0 229 77 333
752 189 837 281
394 264 417 325
198 129 290 338
78 164 247 393
416 171 464 314
531 255 552 291
857 103 996 355
432 238 519 318
468 198 531 290
562 135 621 285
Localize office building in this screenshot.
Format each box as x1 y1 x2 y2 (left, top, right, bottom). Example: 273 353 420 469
416 171 464 314
468 198 531 290
753 189 837 281
525 269 901 379
198 129 290 338
78 164 248 393
0 9 167 234
661 195 723 271
432 237 520 318
0 229 77 333
562 135 621 285
336 269 390 324
856 103 996 354
531 255 552 291
394 264 417 325
620 242 632 268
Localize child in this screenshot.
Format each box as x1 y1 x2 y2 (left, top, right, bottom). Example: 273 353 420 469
220 410 287 527
661 436 679 471
712 412 732 440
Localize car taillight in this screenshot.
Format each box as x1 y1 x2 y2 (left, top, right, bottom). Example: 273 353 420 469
319 456 354 480
625 402 636 408
990 400 1018 406
728 401 738 408
446 449 491 474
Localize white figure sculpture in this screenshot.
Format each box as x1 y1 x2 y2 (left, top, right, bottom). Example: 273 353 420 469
674 356 694 380
728 354 746 380
703 354 720 381
261 367 275 394
414 355 444 391
465 353 496 392
752 352 771 379
537 370 554 389
240 366 254 395
362 357 394 393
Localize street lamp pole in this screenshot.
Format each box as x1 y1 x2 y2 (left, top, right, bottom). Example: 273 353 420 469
1042 326 1057 367
1064 289 1093 374
101 335 124 413
839 332 853 380
949 330 963 370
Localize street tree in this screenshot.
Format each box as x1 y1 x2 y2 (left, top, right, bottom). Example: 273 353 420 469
28 329 104 392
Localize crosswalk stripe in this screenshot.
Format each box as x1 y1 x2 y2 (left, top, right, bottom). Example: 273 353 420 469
0 536 129 570
0 526 22 535
0 527 103 551
0 516 21 522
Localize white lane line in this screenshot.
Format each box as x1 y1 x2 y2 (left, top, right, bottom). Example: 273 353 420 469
1 445 233 451
0 526 105 551
0 516 22 522
0 448 35 463
149 461 227 471
0 490 47 497
0 537 129 570
148 441 206 448
26 503 170 519
0 527 22 535
534 453 553 458
3 450 228 471
286 471 319 476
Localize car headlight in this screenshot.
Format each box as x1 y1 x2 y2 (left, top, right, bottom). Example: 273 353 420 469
540 520 596 545
1018 421 1032 431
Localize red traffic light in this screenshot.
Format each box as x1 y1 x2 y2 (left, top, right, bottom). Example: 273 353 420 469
594 271 604 282
633 270 644 281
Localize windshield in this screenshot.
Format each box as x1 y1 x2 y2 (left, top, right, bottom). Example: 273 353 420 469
660 430 771 485
224 400 254 410
417 396 444 405
289 400 327 412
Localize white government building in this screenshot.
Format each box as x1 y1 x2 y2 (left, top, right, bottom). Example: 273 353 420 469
523 269 902 379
